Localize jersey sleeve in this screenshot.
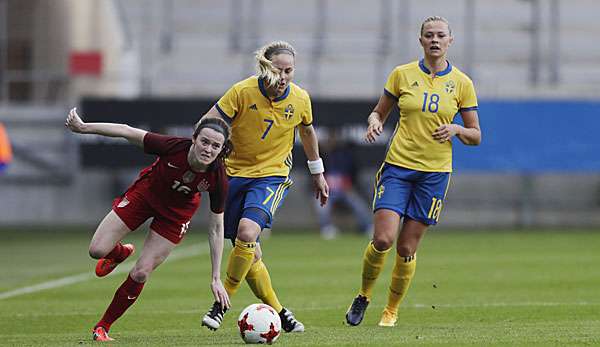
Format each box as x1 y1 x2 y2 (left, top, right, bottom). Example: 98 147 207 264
383 68 401 101
458 78 479 111
301 92 313 126
143 133 189 155
215 84 240 120
208 163 228 213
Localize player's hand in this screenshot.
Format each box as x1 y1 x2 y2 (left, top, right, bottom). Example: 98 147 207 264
65 107 87 133
365 113 383 143
432 124 460 143
312 173 329 206
211 278 230 310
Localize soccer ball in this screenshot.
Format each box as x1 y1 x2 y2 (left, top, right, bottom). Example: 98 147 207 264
238 303 282 344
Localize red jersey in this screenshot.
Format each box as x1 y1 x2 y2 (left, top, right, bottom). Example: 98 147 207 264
125 132 228 221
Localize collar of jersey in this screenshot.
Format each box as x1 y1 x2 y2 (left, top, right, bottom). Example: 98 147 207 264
258 78 290 102
419 58 452 77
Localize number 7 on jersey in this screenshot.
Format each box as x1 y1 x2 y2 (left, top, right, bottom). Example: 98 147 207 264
261 119 274 139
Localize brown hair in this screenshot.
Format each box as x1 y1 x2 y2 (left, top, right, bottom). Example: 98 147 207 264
193 117 233 159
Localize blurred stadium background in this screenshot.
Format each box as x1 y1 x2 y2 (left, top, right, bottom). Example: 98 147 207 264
1 0 599 230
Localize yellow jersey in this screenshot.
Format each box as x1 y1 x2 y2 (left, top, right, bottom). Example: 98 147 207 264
215 76 313 177
383 59 478 172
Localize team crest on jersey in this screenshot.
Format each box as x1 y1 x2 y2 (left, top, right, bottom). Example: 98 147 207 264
197 179 210 192
182 171 196 183
283 104 294 120
377 185 385 199
445 80 456 94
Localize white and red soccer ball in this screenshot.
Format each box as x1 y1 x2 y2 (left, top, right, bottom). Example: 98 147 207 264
238 304 282 344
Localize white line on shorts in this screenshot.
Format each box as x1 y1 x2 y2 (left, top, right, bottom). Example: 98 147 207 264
0 242 208 300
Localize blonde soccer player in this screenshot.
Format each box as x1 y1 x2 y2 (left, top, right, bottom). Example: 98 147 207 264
345 16 482 327
200 41 329 333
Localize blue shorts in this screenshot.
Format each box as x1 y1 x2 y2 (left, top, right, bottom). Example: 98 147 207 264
224 176 293 240
372 163 451 225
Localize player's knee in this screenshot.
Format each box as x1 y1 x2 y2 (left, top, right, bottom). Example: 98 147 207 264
396 244 415 257
89 244 109 259
130 259 157 283
238 208 269 242
237 229 256 242
130 265 151 283
372 235 394 252
237 220 261 242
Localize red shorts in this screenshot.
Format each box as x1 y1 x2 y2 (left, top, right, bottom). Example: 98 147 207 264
112 188 193 244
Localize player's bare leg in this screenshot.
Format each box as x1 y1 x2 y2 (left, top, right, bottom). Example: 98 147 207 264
93 229 176 340
379 218 426 327
89 210 132 257
129 229 176 283
90 211 136 277
347 209 398 326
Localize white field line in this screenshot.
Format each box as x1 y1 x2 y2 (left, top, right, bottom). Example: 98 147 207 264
0 242 208 301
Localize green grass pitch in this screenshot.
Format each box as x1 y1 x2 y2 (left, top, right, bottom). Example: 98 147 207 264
0 228 599 346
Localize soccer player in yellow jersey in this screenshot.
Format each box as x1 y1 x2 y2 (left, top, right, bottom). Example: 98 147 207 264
200 41 329 332
345 16 482 327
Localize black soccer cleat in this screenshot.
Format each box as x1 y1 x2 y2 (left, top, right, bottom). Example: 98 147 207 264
345 295 369 326
279 307 305 332
201 301 228 331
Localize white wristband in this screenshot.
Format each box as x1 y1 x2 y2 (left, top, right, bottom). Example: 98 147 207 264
307 158 325 175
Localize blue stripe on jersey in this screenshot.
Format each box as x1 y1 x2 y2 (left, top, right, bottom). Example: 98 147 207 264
257 78 291 102
215 103 232 119
258 78 269 99
384 88 399 101
418 58 453 76
273 85 290 101
459 106 478 112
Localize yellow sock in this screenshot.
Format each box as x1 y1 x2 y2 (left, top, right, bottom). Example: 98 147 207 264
385 253 416 314
245 259 283 312
359 242 391 299
224 239 256 296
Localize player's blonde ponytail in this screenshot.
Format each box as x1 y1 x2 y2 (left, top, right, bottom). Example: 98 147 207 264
255 41 296 88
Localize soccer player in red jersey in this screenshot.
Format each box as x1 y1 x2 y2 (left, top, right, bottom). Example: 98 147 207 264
65 108 232 341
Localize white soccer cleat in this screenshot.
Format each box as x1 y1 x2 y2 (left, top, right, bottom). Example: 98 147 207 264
202 301 227 331
279 307 304 332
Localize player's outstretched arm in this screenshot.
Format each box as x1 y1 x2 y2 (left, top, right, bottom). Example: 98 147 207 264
206 211 230 310
65 107 147 148
299 124 329 206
